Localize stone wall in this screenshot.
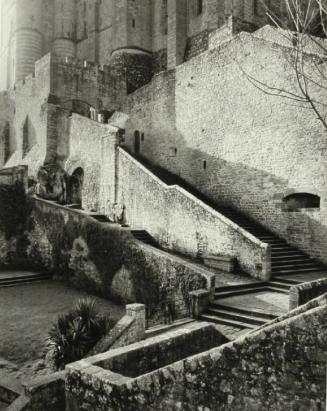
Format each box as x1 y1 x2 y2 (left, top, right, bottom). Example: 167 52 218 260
90 304 146 355
289 278 327 310
50 56 126 111
66 302 327 411
63 114 118 214
7 371 66 411
122 31 327 265
3 54 52 177
117 148 270 279
11 197 211 325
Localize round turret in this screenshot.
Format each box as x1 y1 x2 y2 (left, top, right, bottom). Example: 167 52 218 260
52 0 76 58
13 0 44 82
110 48 153 94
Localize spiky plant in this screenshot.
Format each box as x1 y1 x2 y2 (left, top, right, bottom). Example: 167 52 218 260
48 298 110 370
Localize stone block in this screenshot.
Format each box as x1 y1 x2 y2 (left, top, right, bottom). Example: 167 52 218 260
203 254 235 273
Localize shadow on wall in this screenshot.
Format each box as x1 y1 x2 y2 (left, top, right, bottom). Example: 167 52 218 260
122 69 327 264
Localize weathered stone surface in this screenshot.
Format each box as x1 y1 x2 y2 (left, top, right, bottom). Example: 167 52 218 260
68 303 327 410
0 195 211 326
290 279 327 310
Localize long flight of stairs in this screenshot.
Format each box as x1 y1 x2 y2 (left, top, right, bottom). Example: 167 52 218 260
200 278 301 329
0 271 52 288
125 149 325 278
217 207 325 277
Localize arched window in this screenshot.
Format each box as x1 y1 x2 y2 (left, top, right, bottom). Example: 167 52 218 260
283 193 320 211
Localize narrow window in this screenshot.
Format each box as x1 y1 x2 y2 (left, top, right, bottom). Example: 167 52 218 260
194 0 203 16
132 19 136 28
141 133 145 141
203 160 207 170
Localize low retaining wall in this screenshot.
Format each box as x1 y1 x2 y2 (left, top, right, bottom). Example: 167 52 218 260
66 322 229 410
65 302 327 410
90 304 146 355
289 278 327 310
4 196 212 326
118 148 270 280
7 371 65 411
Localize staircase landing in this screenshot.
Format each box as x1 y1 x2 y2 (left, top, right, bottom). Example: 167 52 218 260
201 271 327 334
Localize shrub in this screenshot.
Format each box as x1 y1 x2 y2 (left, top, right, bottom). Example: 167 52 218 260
48 298 110 370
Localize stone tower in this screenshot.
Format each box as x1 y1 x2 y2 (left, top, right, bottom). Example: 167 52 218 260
52 0 76 59
8 0 44 85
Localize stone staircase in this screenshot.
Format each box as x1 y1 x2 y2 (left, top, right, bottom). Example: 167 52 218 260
218 207 325 277
0 271 52 288
131 230 158 247
125 149 326 278
200 278 301 329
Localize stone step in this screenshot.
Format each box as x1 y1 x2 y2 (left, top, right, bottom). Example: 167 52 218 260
215 282 265 293
90 214 111 223
266 286 289 294
270 246 300 252
214 286 267 299
199 313 256 330
271 251 306 258
0 274 51 288
268 281 293 290
272 277 303 285
271 255 308 262
206 307 267 326
272 267 324 275
271 262 320 270
211 302 277 320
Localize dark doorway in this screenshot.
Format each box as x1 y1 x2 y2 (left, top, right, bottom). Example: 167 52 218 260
70 167 84 207
134 131 140 155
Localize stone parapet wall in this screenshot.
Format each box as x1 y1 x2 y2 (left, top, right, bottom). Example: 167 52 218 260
66 302 327 410
117 148 270 280
7 371 66 411
90 304 146 355
289 279 327 310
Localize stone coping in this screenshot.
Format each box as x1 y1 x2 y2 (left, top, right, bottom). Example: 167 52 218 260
66 322 219 385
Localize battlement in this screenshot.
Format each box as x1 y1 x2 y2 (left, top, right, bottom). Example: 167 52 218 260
52 55 115 76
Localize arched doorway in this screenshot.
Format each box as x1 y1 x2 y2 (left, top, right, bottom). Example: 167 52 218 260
70 167 84 207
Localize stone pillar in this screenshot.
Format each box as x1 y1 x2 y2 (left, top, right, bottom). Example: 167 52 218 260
189 289 210 319
167 0 188 69
126 303 146 341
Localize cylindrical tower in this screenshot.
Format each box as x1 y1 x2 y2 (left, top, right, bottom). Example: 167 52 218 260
52 0 76 59
12 0 44 82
